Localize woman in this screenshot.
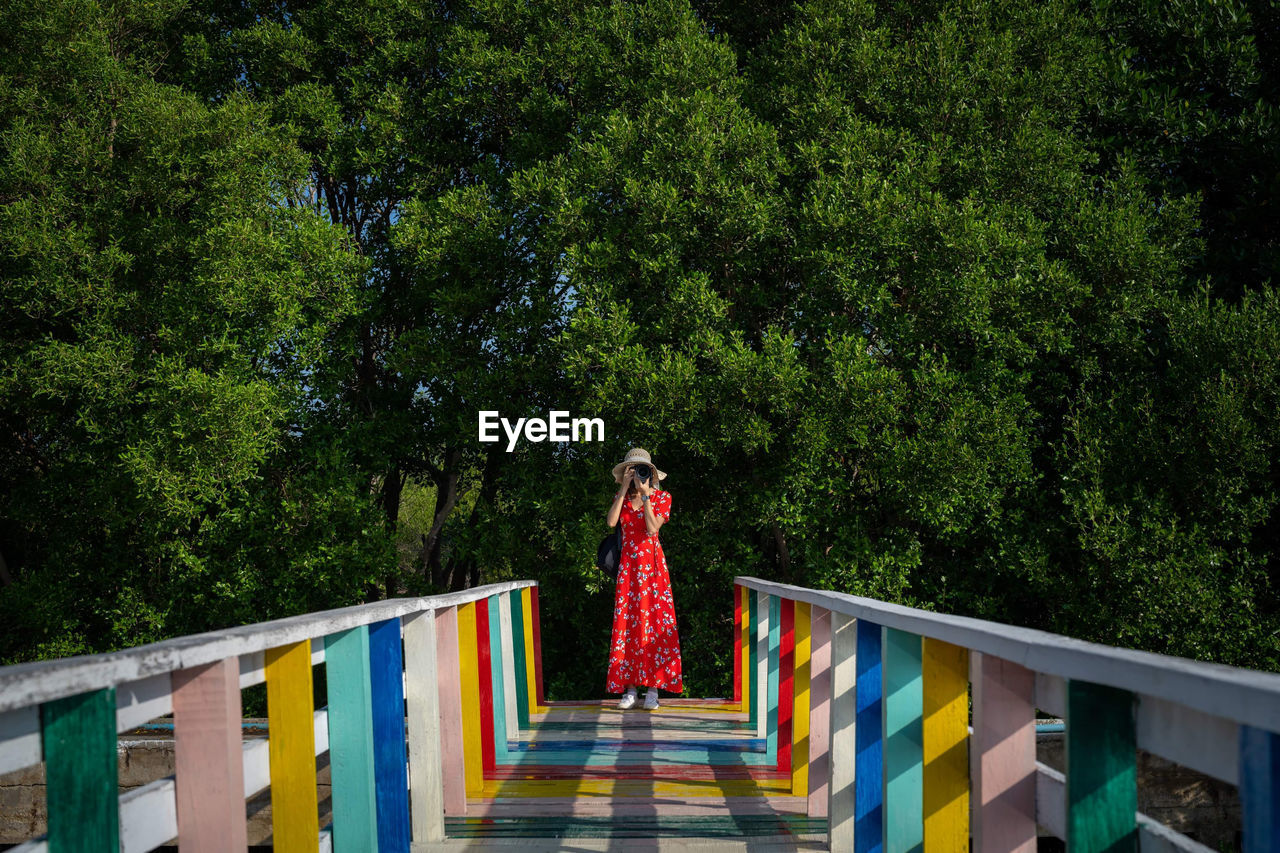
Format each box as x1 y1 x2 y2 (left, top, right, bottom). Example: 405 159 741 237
605 447 683 709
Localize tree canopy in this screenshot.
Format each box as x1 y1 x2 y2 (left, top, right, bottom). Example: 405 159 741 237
2 0 1278 698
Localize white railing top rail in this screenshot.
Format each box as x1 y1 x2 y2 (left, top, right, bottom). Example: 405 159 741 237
737 576 1280 733
0 580 536 714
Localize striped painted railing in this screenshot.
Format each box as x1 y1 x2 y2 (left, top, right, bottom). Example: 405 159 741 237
4 573 1278 850
734 576 1280 852
0 580 547 852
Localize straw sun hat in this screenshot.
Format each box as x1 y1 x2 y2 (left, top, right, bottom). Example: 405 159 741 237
611 447 668 485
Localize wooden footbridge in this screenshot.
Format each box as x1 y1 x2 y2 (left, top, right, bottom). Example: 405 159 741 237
1 577 1279 851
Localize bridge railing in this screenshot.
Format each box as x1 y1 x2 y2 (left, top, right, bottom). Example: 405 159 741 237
734 576 1280 853
0 580 547 852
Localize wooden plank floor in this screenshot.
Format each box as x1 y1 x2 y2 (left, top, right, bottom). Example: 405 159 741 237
414 699 828 849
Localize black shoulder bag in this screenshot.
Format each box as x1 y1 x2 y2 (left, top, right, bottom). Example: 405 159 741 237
596 523 622 581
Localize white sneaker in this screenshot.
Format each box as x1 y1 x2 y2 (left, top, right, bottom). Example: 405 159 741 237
617 688 638 710
643 688 659 710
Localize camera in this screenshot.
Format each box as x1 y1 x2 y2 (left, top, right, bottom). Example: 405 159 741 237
633 464 651 482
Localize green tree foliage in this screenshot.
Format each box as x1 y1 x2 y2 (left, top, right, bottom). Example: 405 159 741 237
1 0 1277 698
0 0 383 660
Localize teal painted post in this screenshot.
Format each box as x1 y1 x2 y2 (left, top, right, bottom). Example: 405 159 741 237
1240 726 1279 853
748 590 759 732
1066 681 1136 852
510 589 530 730
324 626 379 851
884 628 923 853
767 594 781 763
488 594 510 761
41 687 119 853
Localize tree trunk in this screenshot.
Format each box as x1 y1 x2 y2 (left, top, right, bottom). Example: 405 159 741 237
0 545 13 587
422 447 464 587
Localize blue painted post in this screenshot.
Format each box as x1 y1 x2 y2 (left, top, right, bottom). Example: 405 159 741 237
369 617 411 853
324 626 379 851
856 619 884 853
884 628 923 853
1240 726 1280 853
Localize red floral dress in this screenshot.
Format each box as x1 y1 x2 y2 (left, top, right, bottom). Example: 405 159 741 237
606 488 684 693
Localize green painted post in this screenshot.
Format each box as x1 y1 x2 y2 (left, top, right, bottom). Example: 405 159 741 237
325 625 379 852
510 589 530 730
1066 681 1137 852
41 687 120 853
884 627 923 853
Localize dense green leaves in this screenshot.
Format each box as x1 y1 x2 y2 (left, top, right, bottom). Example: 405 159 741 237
2 0 1278 696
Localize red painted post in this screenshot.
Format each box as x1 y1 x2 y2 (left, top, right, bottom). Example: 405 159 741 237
531 585 546 706
733 585 743 705
476 598 496 775
778 597 795 774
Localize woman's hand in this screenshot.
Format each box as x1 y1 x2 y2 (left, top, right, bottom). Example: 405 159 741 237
636 475 653 498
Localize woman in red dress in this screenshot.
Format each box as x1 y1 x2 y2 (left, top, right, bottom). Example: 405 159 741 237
605 448 683 709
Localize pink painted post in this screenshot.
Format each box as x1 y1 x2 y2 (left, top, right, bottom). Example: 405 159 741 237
972 653 1037 852
807 606 832 817
435 605 467 815
172 658 248 852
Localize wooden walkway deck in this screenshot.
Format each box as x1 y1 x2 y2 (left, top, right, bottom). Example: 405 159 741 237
427 698 828 850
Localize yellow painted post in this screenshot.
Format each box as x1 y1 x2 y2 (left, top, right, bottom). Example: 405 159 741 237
457 602 484 798
792 601 812 796
520 587 543 714
923 637 970 851
264 640 319 853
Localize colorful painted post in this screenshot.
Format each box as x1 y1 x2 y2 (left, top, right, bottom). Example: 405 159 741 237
778 597 795 774
1066 681 1137 852
323 626 378 852
733 585 743 707
740 585 751 714
884 628 923 853
520 587 541 716
530 584 546 706
487 594 511 761
748 589 760 731
922 638 968 851
369 617 411 853
1240 726 1280 853
41 687 119 853
509 590 531 730
808 605 832 818
457 602 484 799
475 598 496 775
497 592 519 744
173 659 247 853
792 601 812 798
403 609 446 843
265 641 319 853
855 619 884 853
756 590 769 739
829 612 857 851
434 606 467 815
972 653 1036 853
766 594 781 763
